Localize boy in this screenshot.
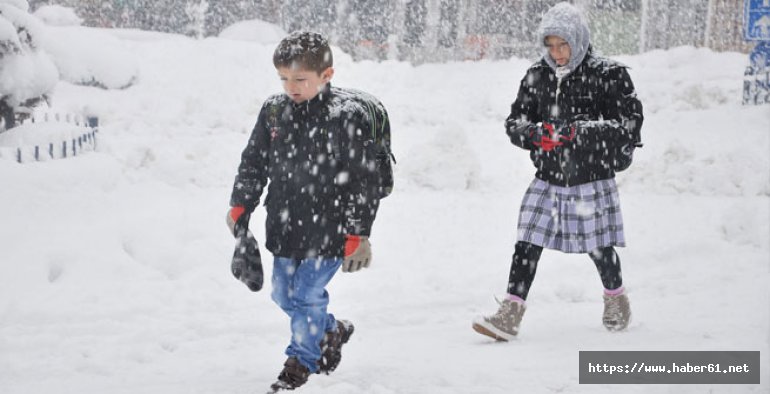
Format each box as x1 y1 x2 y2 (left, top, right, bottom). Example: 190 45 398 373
472 2 643 341
227 31 392 391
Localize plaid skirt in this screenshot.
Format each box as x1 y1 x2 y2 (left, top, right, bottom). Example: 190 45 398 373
516 178 626 253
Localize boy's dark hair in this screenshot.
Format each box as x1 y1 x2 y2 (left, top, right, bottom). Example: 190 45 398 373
273 31 333 74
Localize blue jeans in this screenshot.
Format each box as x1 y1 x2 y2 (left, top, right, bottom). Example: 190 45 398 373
271 256 342 372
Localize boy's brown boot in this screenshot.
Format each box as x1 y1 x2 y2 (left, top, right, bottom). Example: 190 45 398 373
317 319 355 374
603 291 631 331
472 298 526 341
269 357 310 392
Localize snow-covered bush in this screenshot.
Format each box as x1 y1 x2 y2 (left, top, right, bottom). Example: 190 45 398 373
218 18 286 45
27 4 137 91
0 0 58 127
39 25 139 90
32 4 82 27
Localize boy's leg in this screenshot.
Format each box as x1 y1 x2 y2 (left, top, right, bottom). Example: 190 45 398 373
271 256 299 317
285 257 342 372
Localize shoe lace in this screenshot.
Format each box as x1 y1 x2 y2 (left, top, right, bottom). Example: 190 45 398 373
492 296 517 319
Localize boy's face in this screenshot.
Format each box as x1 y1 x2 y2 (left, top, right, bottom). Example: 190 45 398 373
545 35 571 66
277 66 334 103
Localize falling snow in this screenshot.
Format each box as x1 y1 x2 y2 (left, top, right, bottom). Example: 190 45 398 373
0 3 768 394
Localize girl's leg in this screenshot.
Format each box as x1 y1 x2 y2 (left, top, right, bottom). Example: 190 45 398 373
590 247 631 330
588 246 623 291
506 241 544 300
473 241 542 341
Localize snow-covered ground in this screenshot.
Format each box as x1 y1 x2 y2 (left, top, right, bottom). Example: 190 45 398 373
1 23 768 394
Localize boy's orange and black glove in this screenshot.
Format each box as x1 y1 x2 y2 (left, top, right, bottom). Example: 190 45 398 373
226 206 263 291
342 235 371 273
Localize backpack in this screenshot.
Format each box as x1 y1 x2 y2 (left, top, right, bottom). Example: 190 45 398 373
610 143 637 172
611 131 643 172
360 98 395 198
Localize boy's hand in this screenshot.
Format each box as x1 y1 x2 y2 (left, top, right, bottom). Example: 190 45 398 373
342 235 371 273
226 206 248 236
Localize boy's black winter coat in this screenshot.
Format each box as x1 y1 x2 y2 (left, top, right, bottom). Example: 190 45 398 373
231 85 387 259
506 51 644 186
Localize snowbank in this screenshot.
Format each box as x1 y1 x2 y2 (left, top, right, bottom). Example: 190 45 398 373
218 18 286 44
33 4 82 27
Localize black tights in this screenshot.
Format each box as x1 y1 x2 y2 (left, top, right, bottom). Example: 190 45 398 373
506 241 623 300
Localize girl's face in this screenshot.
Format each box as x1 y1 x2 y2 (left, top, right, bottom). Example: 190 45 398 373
277 66 334 103
545 35 571 66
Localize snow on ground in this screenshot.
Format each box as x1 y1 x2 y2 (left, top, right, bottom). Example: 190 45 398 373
0 24 768 394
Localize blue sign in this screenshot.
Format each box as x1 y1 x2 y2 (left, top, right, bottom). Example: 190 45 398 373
744 42 770 105
745 0 770 40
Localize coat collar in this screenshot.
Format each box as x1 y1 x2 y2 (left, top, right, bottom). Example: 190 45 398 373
290 83 332 113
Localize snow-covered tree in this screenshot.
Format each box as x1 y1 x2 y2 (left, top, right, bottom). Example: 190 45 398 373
0 0 58 129
24 0 753 63
185 0 208 39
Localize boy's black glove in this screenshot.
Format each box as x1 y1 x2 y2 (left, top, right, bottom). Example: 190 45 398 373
227 207 262 292
226 206 263 291
231 229 264 292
